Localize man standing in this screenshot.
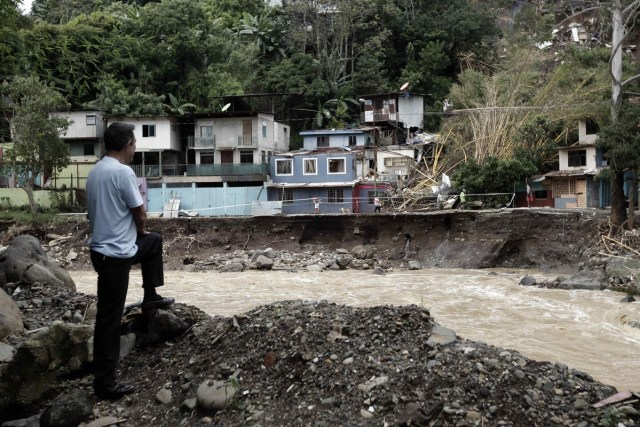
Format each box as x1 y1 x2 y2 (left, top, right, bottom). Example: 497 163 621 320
87 123 174 400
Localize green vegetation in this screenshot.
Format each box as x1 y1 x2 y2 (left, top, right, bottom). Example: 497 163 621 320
1 0 639 222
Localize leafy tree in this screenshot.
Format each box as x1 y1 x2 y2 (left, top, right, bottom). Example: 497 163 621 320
452 156 537 205
0 76 70 214
597 103 640 227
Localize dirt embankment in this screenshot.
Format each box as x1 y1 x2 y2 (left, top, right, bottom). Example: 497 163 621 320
0 208 600 273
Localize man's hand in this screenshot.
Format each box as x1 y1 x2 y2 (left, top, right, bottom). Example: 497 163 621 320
131 205 148 235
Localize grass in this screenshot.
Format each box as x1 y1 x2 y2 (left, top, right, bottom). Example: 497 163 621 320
0 210 86 226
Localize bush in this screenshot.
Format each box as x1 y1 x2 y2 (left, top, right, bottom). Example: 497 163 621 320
452 156 537 195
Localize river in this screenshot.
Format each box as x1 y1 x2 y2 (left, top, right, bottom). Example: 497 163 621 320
70 268 640 392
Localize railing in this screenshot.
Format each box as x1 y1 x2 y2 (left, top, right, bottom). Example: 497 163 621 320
130 163 268 177
237 135 258 147
191 136 215 149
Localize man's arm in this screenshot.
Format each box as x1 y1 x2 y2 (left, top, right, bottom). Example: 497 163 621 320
131 205 148 235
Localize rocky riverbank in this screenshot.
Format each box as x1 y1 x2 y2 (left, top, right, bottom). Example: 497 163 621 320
1 210 639 426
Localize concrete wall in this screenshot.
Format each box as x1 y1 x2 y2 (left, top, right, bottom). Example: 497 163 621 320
0 188 55 209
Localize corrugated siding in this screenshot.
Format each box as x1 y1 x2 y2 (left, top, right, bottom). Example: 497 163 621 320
53 163 95 190
147 186 267 217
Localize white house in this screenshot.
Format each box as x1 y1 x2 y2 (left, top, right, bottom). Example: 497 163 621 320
107 116 181 178
191 112 289 168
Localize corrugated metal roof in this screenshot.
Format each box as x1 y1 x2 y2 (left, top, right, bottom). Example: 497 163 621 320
268 180 359 188
544 168 603 177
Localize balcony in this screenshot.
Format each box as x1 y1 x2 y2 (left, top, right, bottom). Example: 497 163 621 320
237 134 258 148
190 135 215 149
130 163 268 178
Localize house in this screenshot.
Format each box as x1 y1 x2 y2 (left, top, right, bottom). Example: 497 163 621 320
190 112 289 179
359 92 424 145
107 115 181 179
544 120 610 208
268 149 360 214
50 110 106 190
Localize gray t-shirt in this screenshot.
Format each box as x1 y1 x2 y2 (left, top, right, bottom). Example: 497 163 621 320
86 156 143 258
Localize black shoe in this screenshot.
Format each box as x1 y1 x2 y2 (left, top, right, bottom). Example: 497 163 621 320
141 296 175 312
94 383 136 400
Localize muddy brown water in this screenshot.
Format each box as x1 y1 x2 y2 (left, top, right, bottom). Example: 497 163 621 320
71 268 640 392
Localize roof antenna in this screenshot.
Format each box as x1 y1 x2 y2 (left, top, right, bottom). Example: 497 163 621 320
400 82 409 97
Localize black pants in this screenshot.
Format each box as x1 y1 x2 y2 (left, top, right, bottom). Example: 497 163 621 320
374 206 381 213
90 232 164 389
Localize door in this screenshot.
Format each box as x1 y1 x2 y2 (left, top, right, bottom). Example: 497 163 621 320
220 151 233 164
242 120 252 146
576 178 586 208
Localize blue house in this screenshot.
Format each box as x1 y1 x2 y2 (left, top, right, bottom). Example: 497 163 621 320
267 149 361 214
300 129 372 150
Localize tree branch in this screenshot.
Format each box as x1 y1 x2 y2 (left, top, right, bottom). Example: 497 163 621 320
622 73 640 87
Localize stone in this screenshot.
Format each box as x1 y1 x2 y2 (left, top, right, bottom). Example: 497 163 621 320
155 388 172 404
351 245 375 260
86 417 119 427
119 333 136 360
219 262 244 273
0 235 76 291
40 389 92 427
255 255 274 270
196 379 237 411
147 310 189 343
520 275 537 286
0 287 23 340
0 341 15 362
558 269 605 291
408 260 422 270
427 324 458 346
181 397 198 411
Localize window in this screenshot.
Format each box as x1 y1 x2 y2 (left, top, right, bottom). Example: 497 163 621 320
275 159 293 175
585 119 599 135
142 124 156 138
240 149 254 164
348 135 356 146
262 121 267 138
328 188 343 203
200 126 213 137
383 157 409 167
303 158 317 175
280 188 294 204
86 115 96 125
317 136 329 147
327 157 345 174
201 152 214 164
552 178 576 196
568 149 586 167
83 143 95 156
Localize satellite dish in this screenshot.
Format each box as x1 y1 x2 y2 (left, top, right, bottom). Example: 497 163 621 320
400 82 409 91
221 103 231 112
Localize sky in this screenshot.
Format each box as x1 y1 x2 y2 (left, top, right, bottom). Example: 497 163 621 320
19 0 33 14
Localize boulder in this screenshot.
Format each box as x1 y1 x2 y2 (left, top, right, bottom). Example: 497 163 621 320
196 379 237 411
0 322 93 409
520 275 537 286
350 245 375 260
147 309 189 343
0 287 23 339
0 235 75 291
40 389 93 427
558 269 606 291
254 255 274 270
